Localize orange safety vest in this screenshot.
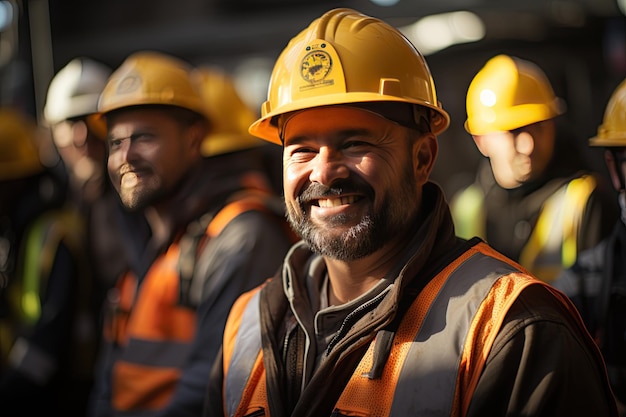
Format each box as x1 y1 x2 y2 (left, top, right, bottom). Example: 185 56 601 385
104 194 292 413
222 242 583 417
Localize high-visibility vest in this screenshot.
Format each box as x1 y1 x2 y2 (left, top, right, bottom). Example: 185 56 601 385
104 193 295 414
519 175 597 281
222 242 582 417
451 174 597 283
0 207 94 381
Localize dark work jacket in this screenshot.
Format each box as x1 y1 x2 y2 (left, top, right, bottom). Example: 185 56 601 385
205 181 617 417
554 218 626 407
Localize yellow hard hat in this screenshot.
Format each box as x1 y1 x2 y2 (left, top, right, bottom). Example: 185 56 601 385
0 108 43 181
195 66 263 157
249 8 450 145
589 78 626 147
465 54 565 135
98 51 207 119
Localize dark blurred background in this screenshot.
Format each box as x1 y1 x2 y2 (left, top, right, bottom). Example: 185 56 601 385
2 0 626 198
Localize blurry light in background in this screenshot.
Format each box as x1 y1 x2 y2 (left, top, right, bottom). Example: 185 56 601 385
400 11 485 55
0 0 16 69
550 0 585 27
233 57 274 113
369 0 401 6
0 0 13 31
618 0 626 16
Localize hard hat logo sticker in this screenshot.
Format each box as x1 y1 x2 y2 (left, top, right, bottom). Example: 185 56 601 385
116 74 141 94
300 49 333 88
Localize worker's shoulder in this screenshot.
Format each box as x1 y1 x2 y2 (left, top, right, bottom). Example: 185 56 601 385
498 282 588 342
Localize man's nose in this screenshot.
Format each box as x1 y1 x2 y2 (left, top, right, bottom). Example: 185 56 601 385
308 147 350 185
514 131 534 155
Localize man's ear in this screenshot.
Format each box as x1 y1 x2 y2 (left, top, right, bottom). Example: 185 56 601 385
414 133 438 184
188 119 209 155
472 135 490 157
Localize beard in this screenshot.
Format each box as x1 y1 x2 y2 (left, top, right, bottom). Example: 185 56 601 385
116 174 165 212
119 186 162 211
287 167 420 261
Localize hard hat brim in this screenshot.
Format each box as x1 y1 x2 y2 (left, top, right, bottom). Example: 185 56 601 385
250 95 450 145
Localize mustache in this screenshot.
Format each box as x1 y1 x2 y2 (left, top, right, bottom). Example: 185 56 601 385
118 163 148 176
298 179 373 204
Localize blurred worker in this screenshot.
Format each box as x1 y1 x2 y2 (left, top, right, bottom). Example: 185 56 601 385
450 54 617 283
43 56 148 314
44 57 112 206
554 78 626 414
42 57 149 415
89 51 294 417
204 8 617 417
0 108 92 416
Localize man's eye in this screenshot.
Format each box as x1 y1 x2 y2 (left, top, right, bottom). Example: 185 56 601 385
294 147 314 153
343 140 369 149
288 146 316 155
131 132 155 142
109 138 124 148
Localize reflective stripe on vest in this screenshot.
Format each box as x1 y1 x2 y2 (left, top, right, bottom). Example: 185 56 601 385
224 289 265 415
223 243 572 417
18 209 84 324
452 175 597 283
519 174 597 282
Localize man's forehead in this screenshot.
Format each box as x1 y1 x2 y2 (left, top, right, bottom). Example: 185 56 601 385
281 105 396 138
294 105 388 122
278 102 429 142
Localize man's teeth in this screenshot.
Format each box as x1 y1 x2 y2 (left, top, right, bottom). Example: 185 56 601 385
318 196 357 207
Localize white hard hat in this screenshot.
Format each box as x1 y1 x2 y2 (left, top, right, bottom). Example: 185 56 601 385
44 57 111 125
